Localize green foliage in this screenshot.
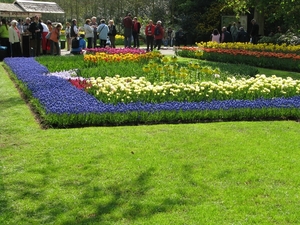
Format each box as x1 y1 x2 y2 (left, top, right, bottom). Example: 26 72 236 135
220 0 300 30
259 30 300 45
36 55 86 72
37 54 258 79
258 33 282 44
176 50 259 77
276 30 300 45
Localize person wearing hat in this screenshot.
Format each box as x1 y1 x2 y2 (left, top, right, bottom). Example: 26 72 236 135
8 20 22 57
154 20 164 50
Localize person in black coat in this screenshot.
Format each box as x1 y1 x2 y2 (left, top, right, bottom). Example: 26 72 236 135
236 27 249 43
28 15 43 56
250 19 259 44
220 27 232 43
175 28 185 47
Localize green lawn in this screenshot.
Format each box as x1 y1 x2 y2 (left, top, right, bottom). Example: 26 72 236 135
1 62 300 224
257 67 300 79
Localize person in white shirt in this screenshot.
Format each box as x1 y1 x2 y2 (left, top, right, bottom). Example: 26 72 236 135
84 19 94 48
9 20 22 57
70 19 78 39
40 19 49 55
211 29 220 43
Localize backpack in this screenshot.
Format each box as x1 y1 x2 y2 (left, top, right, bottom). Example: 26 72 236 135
70 25 76 37
72 37 80 48
155 26 160 35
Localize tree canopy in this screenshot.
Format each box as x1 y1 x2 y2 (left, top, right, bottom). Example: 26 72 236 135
220 0 300 30
2 0 299 43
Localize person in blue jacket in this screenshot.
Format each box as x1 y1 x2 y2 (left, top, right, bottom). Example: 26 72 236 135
97 19 109 48
70 34 86 54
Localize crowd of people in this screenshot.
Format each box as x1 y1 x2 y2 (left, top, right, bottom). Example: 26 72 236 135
0 16 63 57
0 12 192 58
64 13 185 53
1 14 266 58
123 13 185 51
211 19 260 44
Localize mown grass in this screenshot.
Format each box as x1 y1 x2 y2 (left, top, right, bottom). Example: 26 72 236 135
1 62 300 224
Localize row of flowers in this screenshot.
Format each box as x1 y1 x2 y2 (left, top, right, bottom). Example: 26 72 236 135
177 46 300 72
180 47 300 61
85 47 147 55
84 75 300 104
83 51 161 63
4 57 300 127
196 42 300 54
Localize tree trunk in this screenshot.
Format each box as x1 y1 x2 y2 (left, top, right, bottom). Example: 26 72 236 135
254 8 264 36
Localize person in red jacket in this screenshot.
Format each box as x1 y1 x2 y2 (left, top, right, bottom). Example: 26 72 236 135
123 13 133 48
145 20 155 51
154 20 164 50
132 17 141 48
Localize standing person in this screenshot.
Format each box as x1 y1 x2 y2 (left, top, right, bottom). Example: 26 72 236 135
17 19 23 33
211 29 220 43
46 20 53 53
22 17 31 35
28 15 43 56
84 19 93 48
170 28 175 47
154 21 164 50
8 20 22 57
0 18 10 57
236 27 249 43
220 27 232 43
167 28 173 47
108 20 117 48
40 19 49 55
175 28 184 47
70 19 78 40
132 17 141 48
49 23 62 55
145 20 155 52
230 22 238 42
250 19 259 44
97 19 109 48
65 22 71 51
237 21 242 30
91 16 98 48
123 13 132 48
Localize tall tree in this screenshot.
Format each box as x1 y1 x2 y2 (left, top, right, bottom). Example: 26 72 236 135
219 0 300 31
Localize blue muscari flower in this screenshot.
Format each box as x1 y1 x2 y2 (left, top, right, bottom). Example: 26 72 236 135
4 57 300 115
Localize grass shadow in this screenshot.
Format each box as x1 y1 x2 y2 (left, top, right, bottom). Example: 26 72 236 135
60 167 190 224
0 97 24 112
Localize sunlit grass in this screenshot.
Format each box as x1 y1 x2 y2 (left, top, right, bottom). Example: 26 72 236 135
1 62 300 224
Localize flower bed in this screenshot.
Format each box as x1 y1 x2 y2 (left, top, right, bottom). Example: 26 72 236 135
4 57 300 128
177 43 300 72
196 42 300 54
